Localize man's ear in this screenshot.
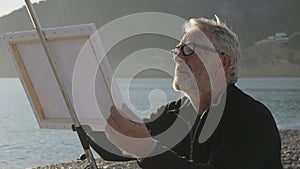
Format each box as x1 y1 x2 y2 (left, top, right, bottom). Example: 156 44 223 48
220 54 231 71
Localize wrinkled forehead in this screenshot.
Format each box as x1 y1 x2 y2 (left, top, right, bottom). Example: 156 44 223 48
181 30 213 47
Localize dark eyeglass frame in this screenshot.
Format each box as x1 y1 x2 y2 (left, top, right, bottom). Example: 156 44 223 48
171 43 225 57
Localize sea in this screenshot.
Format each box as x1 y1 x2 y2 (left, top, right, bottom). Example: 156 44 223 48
0 77 299 169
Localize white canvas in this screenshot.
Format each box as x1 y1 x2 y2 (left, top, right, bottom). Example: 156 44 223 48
2 23 122 131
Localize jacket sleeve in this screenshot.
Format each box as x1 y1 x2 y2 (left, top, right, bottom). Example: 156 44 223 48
139 99 281 169
138 115 280 169
144 99 181 137
138 142 219 169
139 99 219 169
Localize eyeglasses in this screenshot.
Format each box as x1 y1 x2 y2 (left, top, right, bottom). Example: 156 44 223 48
171 43 224 58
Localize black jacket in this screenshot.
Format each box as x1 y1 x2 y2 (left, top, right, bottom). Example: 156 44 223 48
138 84 282 169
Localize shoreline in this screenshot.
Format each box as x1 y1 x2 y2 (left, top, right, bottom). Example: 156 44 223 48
28 129 300 169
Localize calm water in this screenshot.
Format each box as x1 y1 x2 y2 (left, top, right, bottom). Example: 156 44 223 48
0 77 299 169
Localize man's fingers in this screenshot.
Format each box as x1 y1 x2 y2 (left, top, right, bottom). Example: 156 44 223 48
110 105 133 130
108 105 150 138
106 115 121 132
110 105 124 122
105 122 122 145
110 104 143 124
122 103 143 123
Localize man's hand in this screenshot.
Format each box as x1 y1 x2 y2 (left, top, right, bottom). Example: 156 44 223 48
105 104 153 158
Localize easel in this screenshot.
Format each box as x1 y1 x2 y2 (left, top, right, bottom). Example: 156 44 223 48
24 0 98 168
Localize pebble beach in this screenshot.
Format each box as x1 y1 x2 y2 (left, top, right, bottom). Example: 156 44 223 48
29 129 300 169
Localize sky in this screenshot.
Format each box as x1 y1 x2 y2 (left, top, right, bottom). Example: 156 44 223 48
0 0 45 17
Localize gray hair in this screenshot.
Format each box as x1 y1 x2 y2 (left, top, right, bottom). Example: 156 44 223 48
184 15 240 84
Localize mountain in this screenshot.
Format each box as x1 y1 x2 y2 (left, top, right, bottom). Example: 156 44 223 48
241 40 300 77
0 0 299 77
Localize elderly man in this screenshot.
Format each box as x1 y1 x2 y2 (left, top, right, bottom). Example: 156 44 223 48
104 16 282 169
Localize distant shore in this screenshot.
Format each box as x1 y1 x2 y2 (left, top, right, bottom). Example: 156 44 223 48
28 129 300 169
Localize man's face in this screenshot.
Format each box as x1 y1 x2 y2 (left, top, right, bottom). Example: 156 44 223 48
173 30 220 95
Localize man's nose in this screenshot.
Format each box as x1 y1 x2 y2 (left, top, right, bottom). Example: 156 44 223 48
173 52 185 63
